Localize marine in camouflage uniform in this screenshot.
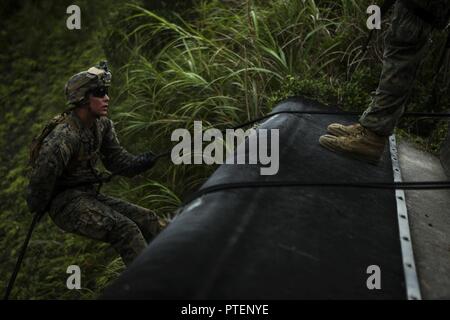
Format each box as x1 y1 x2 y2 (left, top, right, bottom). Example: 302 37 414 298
27 62 162 266
320 0 450 163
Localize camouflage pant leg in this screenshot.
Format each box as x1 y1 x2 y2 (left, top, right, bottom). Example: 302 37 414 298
359 1 434 136
95 193 163 242
51 194 147 266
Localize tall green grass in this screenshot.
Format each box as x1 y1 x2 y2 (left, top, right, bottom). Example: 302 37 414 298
110 0 377 215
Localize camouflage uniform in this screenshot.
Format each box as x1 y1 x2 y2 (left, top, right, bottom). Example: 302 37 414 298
359 0 450 136
27 111 161 266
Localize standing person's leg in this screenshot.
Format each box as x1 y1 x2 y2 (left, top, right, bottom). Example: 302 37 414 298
50 194 147 266
320 1 434 163
359 1 434 136
95 193 164 243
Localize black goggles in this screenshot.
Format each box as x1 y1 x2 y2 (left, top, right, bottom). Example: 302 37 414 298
91 86 109 98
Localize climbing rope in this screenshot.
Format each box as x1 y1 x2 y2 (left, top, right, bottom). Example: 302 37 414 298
96 108 450 201
182 180 450 206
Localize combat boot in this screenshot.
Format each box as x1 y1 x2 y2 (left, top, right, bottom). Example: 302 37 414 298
327 123 364 137
319 127 387 164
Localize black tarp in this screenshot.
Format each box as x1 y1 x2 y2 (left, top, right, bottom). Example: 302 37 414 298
102 97 405 299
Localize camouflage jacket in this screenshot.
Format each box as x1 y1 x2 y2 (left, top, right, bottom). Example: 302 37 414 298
27 111 155 214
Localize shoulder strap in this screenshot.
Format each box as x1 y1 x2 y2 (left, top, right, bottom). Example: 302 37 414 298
64 116 104 171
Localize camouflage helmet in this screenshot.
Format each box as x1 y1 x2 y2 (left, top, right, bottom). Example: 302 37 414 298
64 61 112 105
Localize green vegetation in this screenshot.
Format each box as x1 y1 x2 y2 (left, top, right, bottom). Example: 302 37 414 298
1 0 448 299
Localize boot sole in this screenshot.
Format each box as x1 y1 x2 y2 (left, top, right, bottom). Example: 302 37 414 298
319 138 382 165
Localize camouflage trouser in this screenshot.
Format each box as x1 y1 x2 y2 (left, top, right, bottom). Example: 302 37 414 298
359 1 435 136
50 190 161 266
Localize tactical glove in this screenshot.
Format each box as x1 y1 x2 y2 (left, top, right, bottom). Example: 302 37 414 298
132 151 157 174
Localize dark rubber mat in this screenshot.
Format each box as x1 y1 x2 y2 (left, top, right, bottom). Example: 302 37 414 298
102 96 405 299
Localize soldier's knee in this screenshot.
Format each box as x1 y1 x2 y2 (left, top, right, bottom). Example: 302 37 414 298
106 216 144 244
128 207 162 238
144 211 165 240
117 217 142 235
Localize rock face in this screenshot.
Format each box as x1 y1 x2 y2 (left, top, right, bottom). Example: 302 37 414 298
440 127 450 178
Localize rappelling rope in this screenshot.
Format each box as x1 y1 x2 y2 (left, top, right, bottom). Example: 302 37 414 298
182 181 450 206
98 109 450 202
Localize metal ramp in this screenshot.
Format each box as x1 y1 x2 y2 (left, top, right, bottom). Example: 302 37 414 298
103 97 416 299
